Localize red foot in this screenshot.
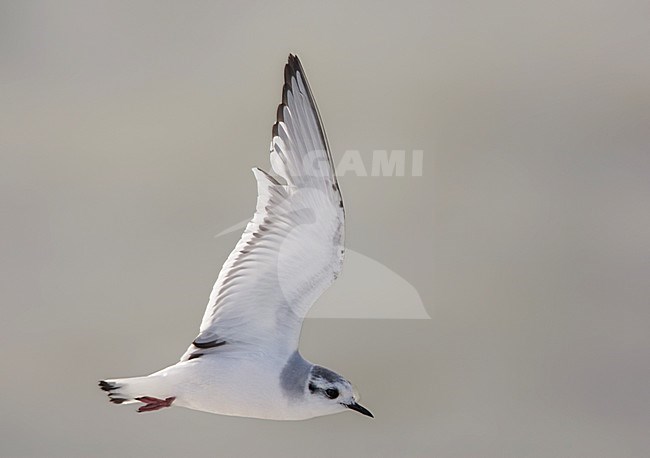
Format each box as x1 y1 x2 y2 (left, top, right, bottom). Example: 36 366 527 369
135 396 176 413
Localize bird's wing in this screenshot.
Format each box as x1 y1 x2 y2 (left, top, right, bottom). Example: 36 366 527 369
181 55 344 361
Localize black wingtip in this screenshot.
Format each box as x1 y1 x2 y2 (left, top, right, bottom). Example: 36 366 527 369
281 82 291 105
276 102 286 123
280 55 304 122
192 338 227 349
284 62 292 86
285 53 308 90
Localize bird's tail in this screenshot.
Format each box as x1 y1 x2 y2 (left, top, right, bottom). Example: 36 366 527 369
98 377 146 405
99 375 176 412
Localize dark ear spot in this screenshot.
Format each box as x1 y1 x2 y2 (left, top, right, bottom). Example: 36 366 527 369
308 383 317 393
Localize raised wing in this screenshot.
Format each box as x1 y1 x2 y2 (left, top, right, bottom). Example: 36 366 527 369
181 55 344 361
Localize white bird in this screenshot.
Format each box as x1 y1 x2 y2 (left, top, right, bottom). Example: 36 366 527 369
99 54 373 420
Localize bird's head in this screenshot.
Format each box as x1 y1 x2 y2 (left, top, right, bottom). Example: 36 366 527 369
305 365 373 418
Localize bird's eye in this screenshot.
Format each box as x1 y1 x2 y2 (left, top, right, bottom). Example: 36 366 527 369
325 388 339 399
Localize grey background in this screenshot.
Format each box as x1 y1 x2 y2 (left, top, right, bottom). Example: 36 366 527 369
1 1 649 456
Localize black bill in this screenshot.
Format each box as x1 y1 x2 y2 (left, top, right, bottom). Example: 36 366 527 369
344 402 374 418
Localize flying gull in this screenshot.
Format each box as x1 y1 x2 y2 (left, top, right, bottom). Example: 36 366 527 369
99 54 373 420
